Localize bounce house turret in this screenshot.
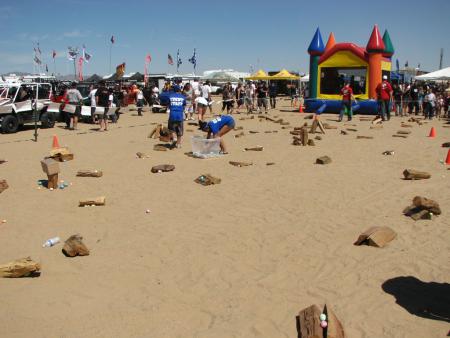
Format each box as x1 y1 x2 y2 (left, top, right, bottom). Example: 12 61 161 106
366 25 385 99
382 29 394 58
307 28 325 99
324 32 336 52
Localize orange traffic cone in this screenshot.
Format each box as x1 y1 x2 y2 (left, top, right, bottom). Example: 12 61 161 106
445 149 450 165
52 135 60 149
428 127 436 138
299 104 303 113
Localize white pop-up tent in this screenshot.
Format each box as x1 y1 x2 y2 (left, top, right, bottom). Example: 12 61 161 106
415 67 450 81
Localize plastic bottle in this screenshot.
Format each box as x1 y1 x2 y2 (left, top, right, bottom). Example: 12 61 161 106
42 237 60 248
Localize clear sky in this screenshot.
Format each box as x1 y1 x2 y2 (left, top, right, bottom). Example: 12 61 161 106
1 0 449 76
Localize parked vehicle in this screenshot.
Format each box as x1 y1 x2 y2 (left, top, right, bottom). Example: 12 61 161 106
0 83 55 133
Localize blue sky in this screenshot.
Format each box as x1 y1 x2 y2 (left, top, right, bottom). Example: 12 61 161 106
1 0 449 76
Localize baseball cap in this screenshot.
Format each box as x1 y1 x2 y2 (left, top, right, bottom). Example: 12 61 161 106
383 75 388 80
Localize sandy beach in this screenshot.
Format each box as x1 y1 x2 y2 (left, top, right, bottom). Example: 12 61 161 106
0 97 449 338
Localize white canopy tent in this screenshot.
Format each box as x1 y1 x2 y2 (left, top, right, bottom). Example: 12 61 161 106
414 67 450 81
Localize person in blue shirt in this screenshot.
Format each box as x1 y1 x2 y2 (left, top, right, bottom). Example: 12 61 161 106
199 115 235 154
168 86 186 148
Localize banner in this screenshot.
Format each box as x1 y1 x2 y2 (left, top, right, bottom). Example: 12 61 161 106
168 54 174 65
82 45 92 63
78 57 84 81
188 48 197 70
144 54 151 85
67 47 78 61
116 62 126 78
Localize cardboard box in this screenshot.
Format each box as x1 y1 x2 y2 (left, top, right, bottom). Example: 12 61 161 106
41 158 60 175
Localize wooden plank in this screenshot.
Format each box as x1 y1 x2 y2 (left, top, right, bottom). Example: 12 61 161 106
316 156 332 165
229 161 253 167
79 196 106 207
324 304 346 338
403 169 431 180
151 164 175 173
76 170 103 177
354 226 397 248
297 304 322 338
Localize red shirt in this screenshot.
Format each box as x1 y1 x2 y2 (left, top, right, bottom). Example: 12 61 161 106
341 85 353 101
376 81 393 100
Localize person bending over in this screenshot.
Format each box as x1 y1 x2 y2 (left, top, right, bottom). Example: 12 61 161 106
199 115 235 154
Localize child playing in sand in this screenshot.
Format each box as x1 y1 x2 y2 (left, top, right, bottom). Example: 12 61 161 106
168 86 186 148
199 115 235 154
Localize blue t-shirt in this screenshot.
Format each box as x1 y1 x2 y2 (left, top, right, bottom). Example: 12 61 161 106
207 115 235 134
168 93 186 121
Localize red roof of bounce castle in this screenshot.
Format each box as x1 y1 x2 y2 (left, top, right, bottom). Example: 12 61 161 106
319 42 391 65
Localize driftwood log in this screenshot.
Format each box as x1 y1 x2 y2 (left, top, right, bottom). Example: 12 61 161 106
76 170 103 177
354 226 397 248
297 304 345 338
79 196 106 207
151 164 175 173
0 257 41 278
62 234 90 257
403 169 431 180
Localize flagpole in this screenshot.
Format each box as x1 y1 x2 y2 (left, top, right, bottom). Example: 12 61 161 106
73 58 76 81
109 43 112 74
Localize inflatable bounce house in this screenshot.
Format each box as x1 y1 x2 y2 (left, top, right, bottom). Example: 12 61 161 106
305 25 394 114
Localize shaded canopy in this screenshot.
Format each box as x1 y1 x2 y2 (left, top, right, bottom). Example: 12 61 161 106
83 74 102 82
246 69 271 80
415 67 450 81
203 71 240 82
270 69 300 80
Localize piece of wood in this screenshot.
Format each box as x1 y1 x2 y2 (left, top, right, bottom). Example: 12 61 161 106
0 257 41 278
340 130 348 135
307 139 315 146
0 159 8 164
354 226 397 248
62 234 89 257
412 196 441 215
397 130 411 135
410 209 432 221
136 152 148 159
403 169 431 180
316 156 332 165
317 120 326 134
76 170 103 177
372 116 383 125
346 128 358 132
148 124 162 138
315 135 322 140
249 130 259 134
356 135 373 139
442 142 450 148
370 125 383 130
41 158 60 175
234 126 244 130
47 174 58 189
310 119 319 133
393 134 408 138
401 124 413 128
234 132 245 138
382 150 395 155
266 162 275 166
153 145 168 151
244 146 264 151
151 164 175 173
0 179 8 193
229 161 253 167
195 174 221 186
301 127 309 146
49 147 74 162
297 304 345 338
297 304 322 338
79 196 106 207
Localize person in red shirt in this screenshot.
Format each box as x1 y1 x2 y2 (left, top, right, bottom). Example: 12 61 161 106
376 75 393 120
339 82 356 122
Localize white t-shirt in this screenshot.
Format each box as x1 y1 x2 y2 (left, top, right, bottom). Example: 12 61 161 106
152 86 160 94
191 81 201 96
250 83 256 95
137 91 144 100
201 84 211 98
195 97 208 106
88 89 97 107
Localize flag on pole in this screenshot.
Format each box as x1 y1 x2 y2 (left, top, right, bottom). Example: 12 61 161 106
82 45 92 63
395 59 399 72
144 54 151 85
52 50 57 59
176 49 182 71
188 48 197 69
111 35 115 44
33 55 42 65
405 61 409 67
168 54 174 65
116 62 126 78
37 43 41 55
145 54 151 64
67 47 78 61
417 63 420 69
45 64 48 72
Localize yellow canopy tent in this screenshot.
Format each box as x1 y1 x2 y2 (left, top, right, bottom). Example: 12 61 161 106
269 69 300 80
246 69 271 80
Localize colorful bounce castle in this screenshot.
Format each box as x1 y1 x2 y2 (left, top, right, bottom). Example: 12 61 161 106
305 25 394 114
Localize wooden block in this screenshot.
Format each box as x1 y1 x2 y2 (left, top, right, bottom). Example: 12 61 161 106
346 128 358 132
340 130 348 135
76 170 103 177
442 142 450 148
370 125 383 129
195 174 221 186
316 156 332 165
372 116 382 125
79 196 106 207
266 162 275 166
153 145 168 151
234 132 245 138
0 180 8 193
297 304 345 338
229 161 253 167
315 135 322 140
356 135 374 139
412 196 441 215
49 147 74 162
397 130 411 135
136 152 148 159
354 226 397 248
403 169 431 180
62 234 90 257
301 127 309 146
307 139 315 146
0 257 41 278
244 146 263 151
393 134 408 138
151 164 175 173
410 209 432 221
47 174 58 189
41 158 60 175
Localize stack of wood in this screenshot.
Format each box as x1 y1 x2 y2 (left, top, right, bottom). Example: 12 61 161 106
40 158 60 189
403 196 441 220
293 127 311 146
297 304 345 338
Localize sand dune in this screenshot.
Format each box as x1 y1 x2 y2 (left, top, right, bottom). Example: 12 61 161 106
0 99 449 337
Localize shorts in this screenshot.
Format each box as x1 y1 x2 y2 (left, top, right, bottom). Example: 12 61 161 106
68 104 81 117
95 107 109 119
185 103 194 113
137 99 144 108
168 120 184 137
197 103 207 109
91 106 96 115
245 97 253 106
257 98 268 108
